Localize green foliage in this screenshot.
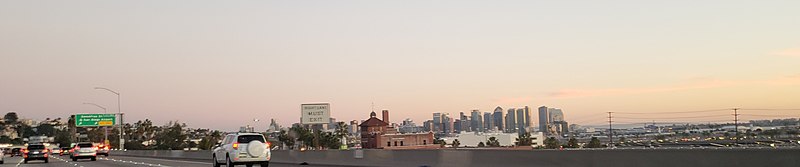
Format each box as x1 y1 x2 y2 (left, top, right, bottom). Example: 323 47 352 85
433 137 446 148
451 139 460 148
0 136 12 143
53 129 74 147
486 137 501 147
477 142 485 147
36 124 56 136
198 130 223 150
586 137 603 148
762 129 782 138
291 126 314 148
433 137 444 144
4 112 18 123
154 121 188 150
544 137 560 149
515 133 532 146
19 124 37 138
278 129 296 149
319 131 341 149
565 137 579 148
334 122 349 138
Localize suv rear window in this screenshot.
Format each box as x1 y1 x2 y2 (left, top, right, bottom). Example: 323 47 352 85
27 145 45 149
237 135 265 143
78 143 94 147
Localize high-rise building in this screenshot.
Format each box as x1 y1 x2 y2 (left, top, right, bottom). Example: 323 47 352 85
470 110 483 132
549 108 564 122
443 113 453 134
524 106 532 128
505 108 516 132
460 112 471 132
433 113 442 133
493 107 504 131
538 106 549 134
516 108 527 135
548 108 567 136
423 120 433 132
483 112 493 132
454 119 463 133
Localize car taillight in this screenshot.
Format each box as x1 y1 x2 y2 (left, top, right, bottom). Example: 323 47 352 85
233 142 239 150
43 149 49 153
265 142 271 148
22 149 29 154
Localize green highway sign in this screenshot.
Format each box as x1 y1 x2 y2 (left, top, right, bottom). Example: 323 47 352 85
76 114 116 127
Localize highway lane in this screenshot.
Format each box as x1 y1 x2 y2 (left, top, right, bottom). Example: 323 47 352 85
6 155 343 167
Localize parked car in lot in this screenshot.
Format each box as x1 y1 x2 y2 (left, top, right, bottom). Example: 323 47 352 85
96 144 110 156
23 144 50 163
212 133 271 167
70 142 97 161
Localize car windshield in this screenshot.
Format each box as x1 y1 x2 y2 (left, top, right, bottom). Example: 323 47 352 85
237 135 265 143
77 143 94 147
28 145 46 149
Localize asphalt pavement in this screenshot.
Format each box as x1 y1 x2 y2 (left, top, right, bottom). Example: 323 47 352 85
3 155 333 167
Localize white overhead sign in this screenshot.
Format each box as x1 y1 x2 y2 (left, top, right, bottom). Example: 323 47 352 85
301 103 330 124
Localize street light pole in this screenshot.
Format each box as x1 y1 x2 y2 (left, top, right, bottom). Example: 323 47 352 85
83 103 108 144
95 87 124 150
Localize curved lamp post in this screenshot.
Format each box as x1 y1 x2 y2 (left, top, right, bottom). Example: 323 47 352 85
95 87 124 150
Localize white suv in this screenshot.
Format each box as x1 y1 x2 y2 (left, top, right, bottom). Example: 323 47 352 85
213 133 271 167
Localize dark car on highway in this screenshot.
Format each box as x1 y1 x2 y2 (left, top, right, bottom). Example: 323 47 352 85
10 148 21 157
23 144 50 163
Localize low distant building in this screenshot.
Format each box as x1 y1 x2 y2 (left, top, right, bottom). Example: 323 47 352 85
446 132 545 147
381 133 434 148
360 111 434 149
360 111 390 149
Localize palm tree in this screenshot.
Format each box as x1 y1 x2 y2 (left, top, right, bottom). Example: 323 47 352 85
566 137 579 148
515 133 532 146
486 137 501 147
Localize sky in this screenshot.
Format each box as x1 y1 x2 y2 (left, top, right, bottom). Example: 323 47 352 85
2 0 800 131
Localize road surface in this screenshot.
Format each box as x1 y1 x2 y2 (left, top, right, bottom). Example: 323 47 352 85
4 155 332 167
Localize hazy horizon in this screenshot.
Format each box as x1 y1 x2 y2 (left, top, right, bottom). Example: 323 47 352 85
2 0 800 131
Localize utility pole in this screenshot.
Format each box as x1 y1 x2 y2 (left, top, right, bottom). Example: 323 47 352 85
607 112 613 148
733 108 740 145
95 87 123 150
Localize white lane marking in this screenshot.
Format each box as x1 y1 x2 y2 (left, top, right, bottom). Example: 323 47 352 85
16 158 23 167
112 156 212 165
98 157 172 167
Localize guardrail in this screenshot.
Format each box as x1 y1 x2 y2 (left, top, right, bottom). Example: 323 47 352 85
112 148 800 167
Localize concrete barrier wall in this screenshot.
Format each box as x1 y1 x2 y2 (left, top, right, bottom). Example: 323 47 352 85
112 148 800 167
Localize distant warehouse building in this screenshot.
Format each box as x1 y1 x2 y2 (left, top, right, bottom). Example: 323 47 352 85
446 132 545 147
360 111 435 149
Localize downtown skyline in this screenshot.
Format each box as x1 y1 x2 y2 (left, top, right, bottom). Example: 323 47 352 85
2 0 800 131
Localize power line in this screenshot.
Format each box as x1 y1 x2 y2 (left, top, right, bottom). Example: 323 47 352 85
739 108 800 111
614 114 730 120
614 108 731 114
740 114 800 117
